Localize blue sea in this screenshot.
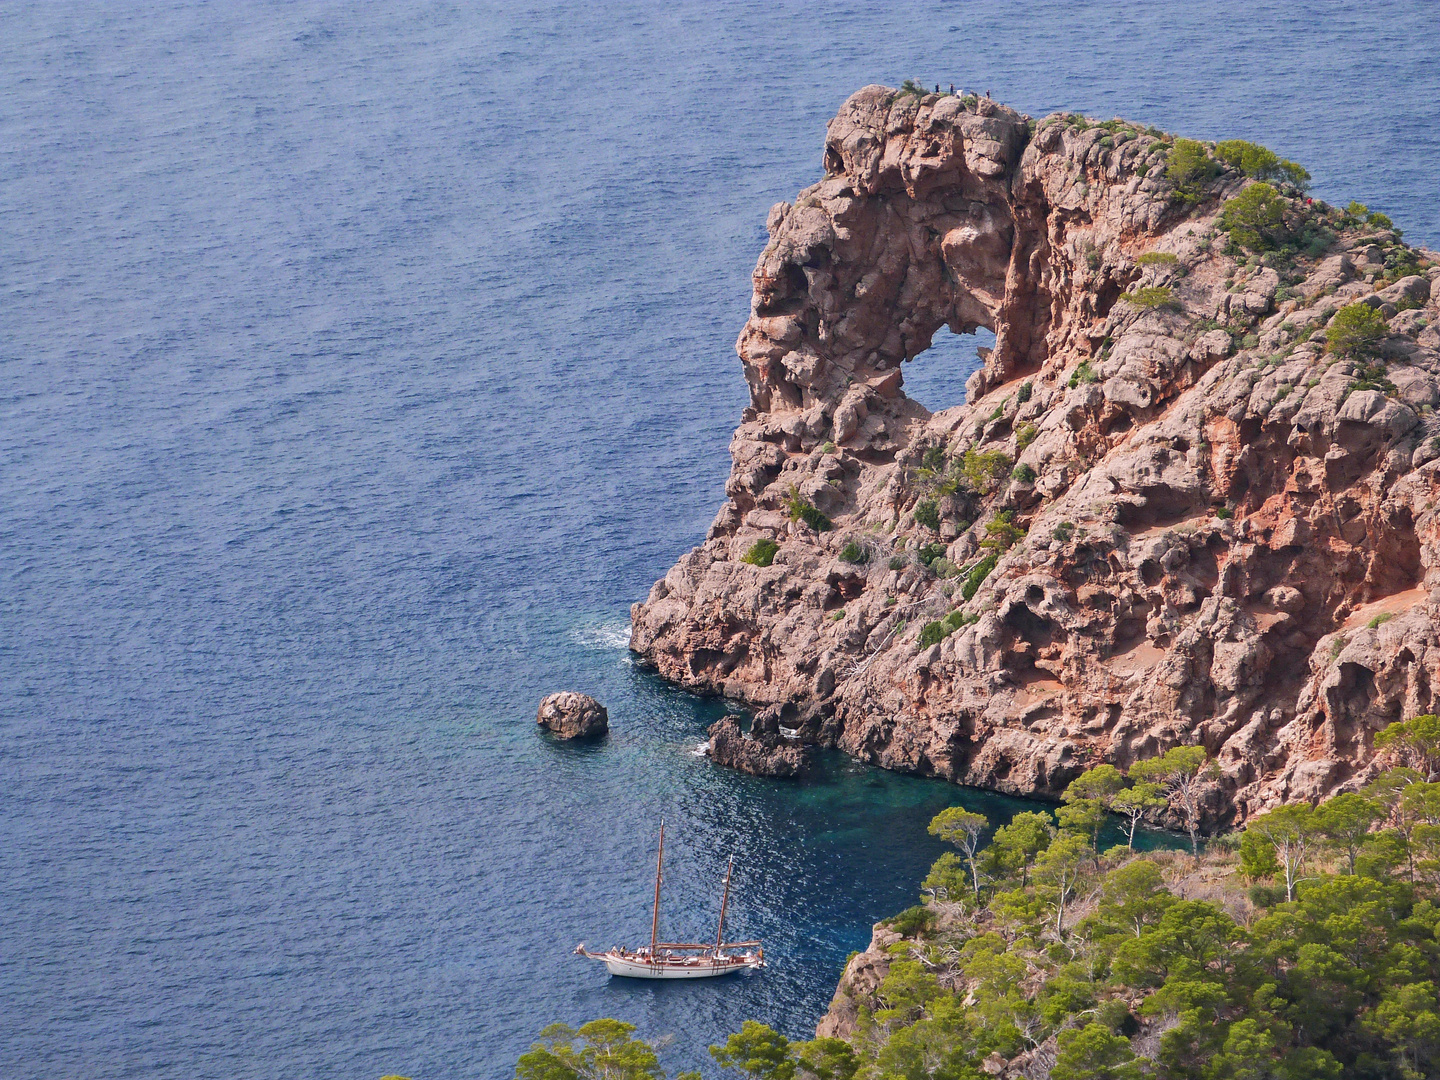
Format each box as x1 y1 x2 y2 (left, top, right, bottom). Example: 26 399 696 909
2 3 1437 1078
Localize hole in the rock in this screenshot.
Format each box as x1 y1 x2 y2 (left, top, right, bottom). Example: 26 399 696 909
902 326 996 413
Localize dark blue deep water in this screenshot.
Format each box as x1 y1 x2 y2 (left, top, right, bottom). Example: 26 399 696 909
2 3 1438 1078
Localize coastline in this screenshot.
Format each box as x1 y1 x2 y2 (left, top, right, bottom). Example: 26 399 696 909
632 86 1440 831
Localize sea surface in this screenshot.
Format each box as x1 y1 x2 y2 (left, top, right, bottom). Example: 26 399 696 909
2 3 1437 1078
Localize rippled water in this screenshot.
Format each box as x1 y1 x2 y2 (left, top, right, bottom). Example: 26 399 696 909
2 3 1436 1078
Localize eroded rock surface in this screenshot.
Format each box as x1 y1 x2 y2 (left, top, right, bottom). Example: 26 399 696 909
631 86 1440 828
707 708 811 778
815 923 901 1039
536 692 609 739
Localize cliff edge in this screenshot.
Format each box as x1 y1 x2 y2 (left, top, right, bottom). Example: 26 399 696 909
631 86 1440 828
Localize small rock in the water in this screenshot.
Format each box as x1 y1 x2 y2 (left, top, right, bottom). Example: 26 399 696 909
536 692 609 739
707 712 809 778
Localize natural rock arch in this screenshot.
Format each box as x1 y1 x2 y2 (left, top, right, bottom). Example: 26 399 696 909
632 85 1440 827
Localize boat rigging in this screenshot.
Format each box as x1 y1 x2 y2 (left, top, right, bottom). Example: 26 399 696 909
574 821 765 979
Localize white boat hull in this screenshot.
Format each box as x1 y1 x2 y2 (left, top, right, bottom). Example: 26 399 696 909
573 827 764 981
575 945 764 979
602 954 758 979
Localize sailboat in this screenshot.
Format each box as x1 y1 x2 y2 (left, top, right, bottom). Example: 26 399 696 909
574 821 765 979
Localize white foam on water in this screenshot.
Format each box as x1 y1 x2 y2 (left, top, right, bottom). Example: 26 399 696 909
570 619 632 651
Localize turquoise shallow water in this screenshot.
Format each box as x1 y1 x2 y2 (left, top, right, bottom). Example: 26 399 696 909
2 2 1437 1078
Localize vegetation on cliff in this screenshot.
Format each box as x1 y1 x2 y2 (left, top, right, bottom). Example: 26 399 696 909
632 82 1440 827
807 732 1440 1079
521 719 1440 1079
600 88 1440 1080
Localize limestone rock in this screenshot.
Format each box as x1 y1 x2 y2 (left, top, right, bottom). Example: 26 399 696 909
536 692 609 739
815 923 900 1038
707 712 810 778
630 87 1440 829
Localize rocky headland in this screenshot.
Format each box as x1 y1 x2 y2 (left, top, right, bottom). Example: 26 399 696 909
631 85 1440 830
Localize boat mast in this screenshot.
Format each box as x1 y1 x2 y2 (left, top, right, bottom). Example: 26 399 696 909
650 820 664 955
713 855 733 955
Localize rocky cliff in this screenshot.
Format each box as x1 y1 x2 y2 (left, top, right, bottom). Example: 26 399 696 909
630 86 1440 828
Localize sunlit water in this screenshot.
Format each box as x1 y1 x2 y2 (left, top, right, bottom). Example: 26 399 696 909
2 2 1436 1078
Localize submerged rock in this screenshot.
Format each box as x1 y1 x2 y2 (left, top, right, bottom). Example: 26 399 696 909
536 692 609 739
631 86 1440 827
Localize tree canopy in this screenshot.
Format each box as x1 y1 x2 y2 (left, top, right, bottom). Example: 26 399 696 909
520 719 1440 1080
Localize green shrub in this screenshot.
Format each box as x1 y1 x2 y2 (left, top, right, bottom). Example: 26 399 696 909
784 487 832 532
1368 611 1395 630
1017 381 1033 404
818 441 837 455
1350 361 1396 394
1121 285 1176 309
1219 182 1288 250
740 538 779 567
897 79 928 99
1378 249 1424 288
1052 521 1075 543
1135 162 1149 177
1214 506 1233 520
984 510 1025 551
1136 251 1179 266
962 551 999 600
888 555 908 572
929 557 958 579
1247 883 1288 908
1326 302 1388 358
1016 423 1039 451
914 499 941 530
917 620 948 648
1301 227 1335 258
838 540 868 565
1213 139 1310 189
1068 361 1098 388
918 542 948 567
884 904 937 937
917 608 972 649
1012 463 1036 484
1165 138 1216 203
960 449 1013 493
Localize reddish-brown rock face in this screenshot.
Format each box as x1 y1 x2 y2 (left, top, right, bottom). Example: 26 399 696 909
630 86 1440 828
537 692 609 739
